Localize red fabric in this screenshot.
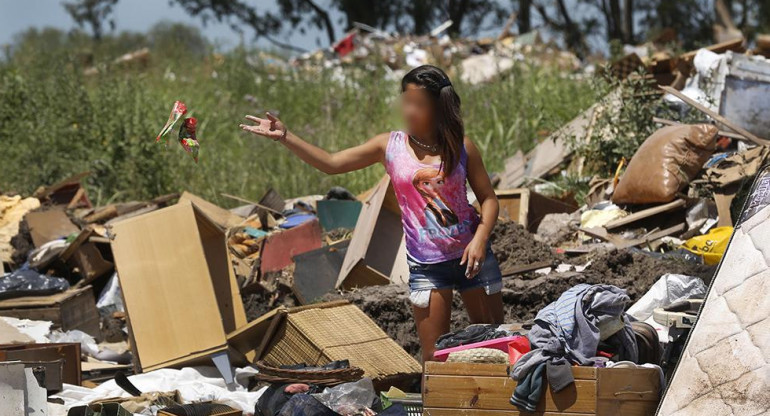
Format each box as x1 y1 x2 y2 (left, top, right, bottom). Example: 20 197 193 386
333 33 356 57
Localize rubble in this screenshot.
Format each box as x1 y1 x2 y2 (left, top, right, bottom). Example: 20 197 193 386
2 28 770 416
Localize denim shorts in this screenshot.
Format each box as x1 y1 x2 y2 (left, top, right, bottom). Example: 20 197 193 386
407 246 503 308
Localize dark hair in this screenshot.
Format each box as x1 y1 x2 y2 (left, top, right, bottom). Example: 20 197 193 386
401 65 464 175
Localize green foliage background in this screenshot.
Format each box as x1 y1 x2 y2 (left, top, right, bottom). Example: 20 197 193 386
0 24 596 207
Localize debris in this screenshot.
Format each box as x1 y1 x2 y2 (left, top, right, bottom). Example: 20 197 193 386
0 342 82 387
316 199 361 231
494 189 576 232
109 202 246 376
292 240 350 305
258 301 421 385
613 124 718 204
260 218 322 274
0 362 47 416
0 196 40 265
681 226 733 265
336 176 409 288
604 199 686 230
0 286 101 338
659 165 770 415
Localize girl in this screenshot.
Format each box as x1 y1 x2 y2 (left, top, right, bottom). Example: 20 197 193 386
240 65 504 362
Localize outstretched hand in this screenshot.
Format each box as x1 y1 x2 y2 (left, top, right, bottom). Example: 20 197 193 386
240 113 286 141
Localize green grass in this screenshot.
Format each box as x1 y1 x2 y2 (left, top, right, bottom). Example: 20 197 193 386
0 25 596 207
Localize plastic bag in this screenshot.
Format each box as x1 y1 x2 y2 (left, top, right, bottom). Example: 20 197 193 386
627 274 707 322
681 226 733 265
97 273 125 314
0 269 69 300
312 378 376 415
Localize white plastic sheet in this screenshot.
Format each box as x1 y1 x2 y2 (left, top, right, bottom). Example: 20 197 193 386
627 274 707 321
627 274 706 342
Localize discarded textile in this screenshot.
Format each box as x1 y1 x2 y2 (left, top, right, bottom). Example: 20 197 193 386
510 362 545 412
511 284 638 406
435 324 514 350
52 366 262 412
0 268 70 300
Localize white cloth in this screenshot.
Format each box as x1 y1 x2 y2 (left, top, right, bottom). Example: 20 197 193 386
52 366 265 415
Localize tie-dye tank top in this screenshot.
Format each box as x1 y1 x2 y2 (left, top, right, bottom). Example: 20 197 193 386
384 131 480 263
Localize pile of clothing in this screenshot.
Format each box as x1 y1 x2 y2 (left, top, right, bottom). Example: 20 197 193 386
510 284 639 412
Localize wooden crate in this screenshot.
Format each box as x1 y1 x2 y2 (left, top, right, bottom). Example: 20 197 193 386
494 189 576 232
0 286 101 339
423 362 661 416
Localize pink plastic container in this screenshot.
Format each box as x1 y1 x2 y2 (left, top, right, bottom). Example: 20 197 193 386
433 335 530 364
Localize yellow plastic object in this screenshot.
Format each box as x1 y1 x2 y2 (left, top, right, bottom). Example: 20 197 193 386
681 226 733 265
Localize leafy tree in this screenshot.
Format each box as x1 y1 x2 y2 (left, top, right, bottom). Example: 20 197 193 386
63 0 119 40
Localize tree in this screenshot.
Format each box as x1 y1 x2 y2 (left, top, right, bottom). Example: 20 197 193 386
63 0 119 40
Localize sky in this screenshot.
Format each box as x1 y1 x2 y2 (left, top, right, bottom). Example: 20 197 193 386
0 0 345 51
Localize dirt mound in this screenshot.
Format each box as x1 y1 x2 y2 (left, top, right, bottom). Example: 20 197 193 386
335 247 715 360
490 221 562 270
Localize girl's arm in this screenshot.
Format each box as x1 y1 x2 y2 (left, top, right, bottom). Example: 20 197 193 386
461 137 500 277
240 113 388 174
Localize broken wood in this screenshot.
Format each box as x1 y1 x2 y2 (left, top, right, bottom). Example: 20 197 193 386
605 199 686 230
659 85 770 146
220 193 283 215
582 223 685 249
652 117 747 141
679 37 745 62
500 260 558 277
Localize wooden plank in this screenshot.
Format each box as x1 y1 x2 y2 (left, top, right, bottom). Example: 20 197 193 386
424 362 597 380
604 199 685 230
660 85 770 146
679 37 744 62
423 374 597 413
582 223 685 249
424 409 592 416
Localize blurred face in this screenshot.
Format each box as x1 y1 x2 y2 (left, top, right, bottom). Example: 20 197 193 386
401 83 435 138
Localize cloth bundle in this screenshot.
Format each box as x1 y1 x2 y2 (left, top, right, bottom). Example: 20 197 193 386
510 284 638 412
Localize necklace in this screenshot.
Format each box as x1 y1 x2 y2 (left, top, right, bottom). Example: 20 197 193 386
409 135 438 153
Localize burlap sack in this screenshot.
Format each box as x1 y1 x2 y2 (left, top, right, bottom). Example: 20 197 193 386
613 124 718 204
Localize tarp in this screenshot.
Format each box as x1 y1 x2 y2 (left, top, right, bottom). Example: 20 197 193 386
658 165 770 415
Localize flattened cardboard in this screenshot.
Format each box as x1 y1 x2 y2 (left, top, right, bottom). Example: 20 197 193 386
336 176 409 288
260 218 322 274
25 209 79 247
110 202 246 372
178 191 244 229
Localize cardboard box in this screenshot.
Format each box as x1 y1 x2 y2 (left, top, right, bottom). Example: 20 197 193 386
0 287 101 338
25 209 80 247
495 189 577 232
423 362 661 415
336 176 409 288
109 201 246 373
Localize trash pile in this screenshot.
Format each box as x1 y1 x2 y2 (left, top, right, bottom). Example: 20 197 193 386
288 22 581 84
2 28 770 416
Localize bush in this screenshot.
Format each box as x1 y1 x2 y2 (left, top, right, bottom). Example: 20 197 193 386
0 25 595 206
